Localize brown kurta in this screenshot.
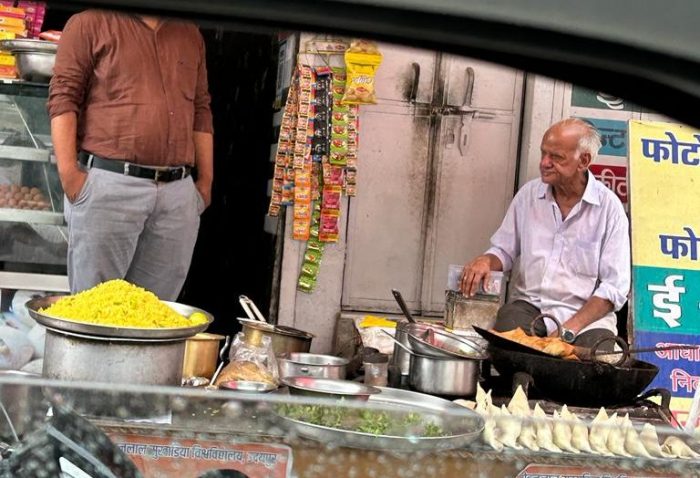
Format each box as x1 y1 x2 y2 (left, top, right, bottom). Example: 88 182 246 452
48 10 213 167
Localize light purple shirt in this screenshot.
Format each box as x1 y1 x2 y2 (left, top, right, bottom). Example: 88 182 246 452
486 171 630 334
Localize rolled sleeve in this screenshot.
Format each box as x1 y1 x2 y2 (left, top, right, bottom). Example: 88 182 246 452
193 32 213 134
592 204 631 311
47 15 93 119
484 191 522 272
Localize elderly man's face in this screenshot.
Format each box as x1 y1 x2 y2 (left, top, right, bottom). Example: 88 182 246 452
539 124 590 187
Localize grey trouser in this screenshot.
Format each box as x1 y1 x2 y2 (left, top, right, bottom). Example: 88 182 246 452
495 300 615 351
64 167 205 301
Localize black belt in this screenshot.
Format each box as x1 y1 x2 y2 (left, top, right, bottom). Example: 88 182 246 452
78 151 192 183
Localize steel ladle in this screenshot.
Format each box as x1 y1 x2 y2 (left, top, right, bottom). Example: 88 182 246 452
391 289 416 324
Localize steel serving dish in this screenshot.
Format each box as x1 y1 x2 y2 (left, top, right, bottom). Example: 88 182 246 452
15 51 54 82
407 327 487 360
282 376 380 401
0 39 58 82
277 386 484 451
390 321 445 377
26 296 214 340
219 380 278 393
278 352 349 379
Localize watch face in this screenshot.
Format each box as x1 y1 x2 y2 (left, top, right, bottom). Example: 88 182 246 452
562 329 575 343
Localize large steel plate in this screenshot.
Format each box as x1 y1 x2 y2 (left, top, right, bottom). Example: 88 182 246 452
0 39 58 53
277 386 484 451
25 295 213 339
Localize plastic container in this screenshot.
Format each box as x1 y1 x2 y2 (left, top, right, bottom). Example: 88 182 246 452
447 264 505 297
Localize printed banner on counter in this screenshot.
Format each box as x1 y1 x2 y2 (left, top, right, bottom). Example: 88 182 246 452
107 434 293 478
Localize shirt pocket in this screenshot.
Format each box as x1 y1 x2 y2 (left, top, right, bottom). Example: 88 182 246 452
177 60 198 101
571 239 600 278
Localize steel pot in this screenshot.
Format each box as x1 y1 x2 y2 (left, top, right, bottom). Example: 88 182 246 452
0 371 43 443
390 321 445 377
409 353 481 397
278 353 348 379
182 332 225 379
239 319 313 356
43 328 186 418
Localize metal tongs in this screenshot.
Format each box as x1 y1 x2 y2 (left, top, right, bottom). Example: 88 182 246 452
238 295 267 323
530 314 700 366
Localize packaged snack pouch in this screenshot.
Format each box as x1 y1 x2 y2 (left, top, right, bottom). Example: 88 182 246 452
342 40 383 105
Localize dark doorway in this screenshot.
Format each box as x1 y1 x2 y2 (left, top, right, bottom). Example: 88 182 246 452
178 29 278 337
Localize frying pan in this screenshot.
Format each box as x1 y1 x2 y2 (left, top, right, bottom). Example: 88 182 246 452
473 326 660 406
487 345 659 406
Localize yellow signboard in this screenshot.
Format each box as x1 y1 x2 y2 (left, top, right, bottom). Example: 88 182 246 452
629 120 700 271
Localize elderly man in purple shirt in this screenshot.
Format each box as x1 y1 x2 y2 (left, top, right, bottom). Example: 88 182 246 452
461 118 630 350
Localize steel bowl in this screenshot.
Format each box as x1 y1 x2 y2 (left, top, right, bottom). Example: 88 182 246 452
282 377 381 401
219 380 278 393
407 328 487 360
14 51 55 83
278 352 349 379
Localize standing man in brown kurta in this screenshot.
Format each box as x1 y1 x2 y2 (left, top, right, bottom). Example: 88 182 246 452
48 10 214 300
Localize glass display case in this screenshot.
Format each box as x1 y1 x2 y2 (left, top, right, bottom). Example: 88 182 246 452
0 376 699 477
0 80 68 295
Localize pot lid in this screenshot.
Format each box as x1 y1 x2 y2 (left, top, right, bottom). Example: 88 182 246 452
239 319 314 339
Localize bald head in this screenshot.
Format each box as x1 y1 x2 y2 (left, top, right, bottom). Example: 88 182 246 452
545 118 602 163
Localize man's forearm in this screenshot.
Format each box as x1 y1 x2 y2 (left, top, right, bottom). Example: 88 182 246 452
51 112 79 176
193 131 213 207
565 296 615 333
193 131 213 185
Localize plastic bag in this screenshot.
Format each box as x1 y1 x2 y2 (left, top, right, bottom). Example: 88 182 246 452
0 325 34 370
215 332 279 386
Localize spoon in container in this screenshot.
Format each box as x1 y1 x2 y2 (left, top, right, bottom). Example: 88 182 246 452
391 289 417 324
208 335 232 388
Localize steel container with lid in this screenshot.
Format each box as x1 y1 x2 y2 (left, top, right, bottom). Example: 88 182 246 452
239 319 314 356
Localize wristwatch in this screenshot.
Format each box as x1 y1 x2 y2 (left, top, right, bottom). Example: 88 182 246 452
561 328 577 344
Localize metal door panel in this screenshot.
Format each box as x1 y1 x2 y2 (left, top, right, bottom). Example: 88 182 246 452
342 105 432 312
443 55 522 112
373 43 437 105
422 104 522 313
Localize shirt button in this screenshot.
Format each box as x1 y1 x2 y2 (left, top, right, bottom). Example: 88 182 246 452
169 111 174 116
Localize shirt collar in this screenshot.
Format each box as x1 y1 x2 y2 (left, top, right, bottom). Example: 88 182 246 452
536 170 601 206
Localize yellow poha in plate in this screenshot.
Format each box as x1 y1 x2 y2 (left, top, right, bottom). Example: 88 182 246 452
41 279 208 328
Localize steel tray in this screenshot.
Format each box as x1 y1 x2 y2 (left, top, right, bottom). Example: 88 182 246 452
276 386 484 451
0 39 58 53
25 295 213 339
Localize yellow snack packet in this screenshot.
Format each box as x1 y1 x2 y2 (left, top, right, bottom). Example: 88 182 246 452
359 315 397 328
342 40 383 105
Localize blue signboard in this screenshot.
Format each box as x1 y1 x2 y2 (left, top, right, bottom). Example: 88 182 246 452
635 330 700 398
579 117 628 157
